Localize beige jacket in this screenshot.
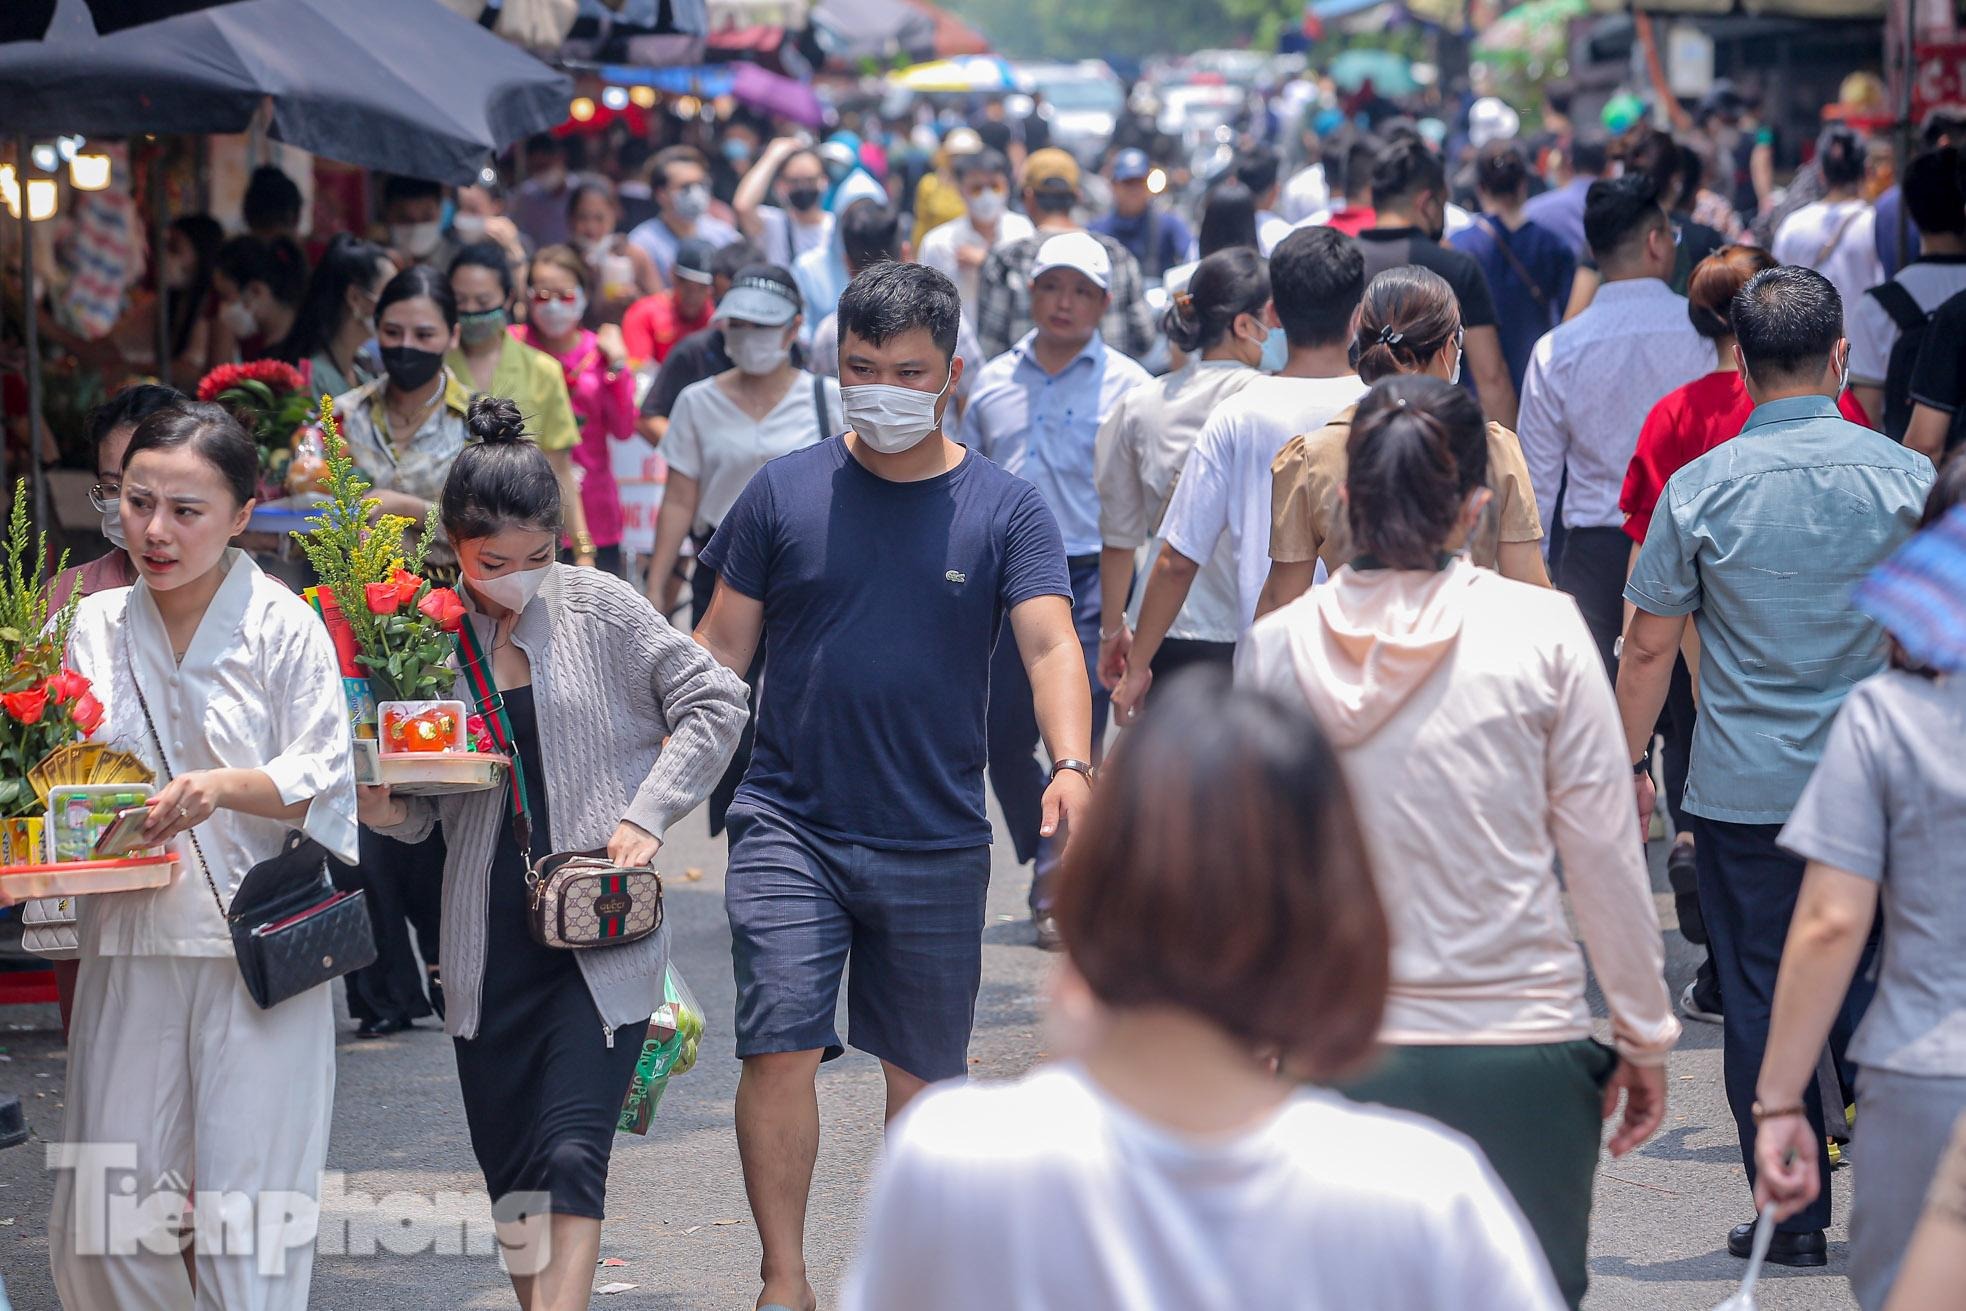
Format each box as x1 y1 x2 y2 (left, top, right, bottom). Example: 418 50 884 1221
1238 558 1679 1065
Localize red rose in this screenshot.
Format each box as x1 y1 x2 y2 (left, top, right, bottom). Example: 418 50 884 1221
70 691 104 737
364 581 404 616
3 687 48 725
196 363 245 402
389 567 424 605
418 588 466 633
466 714 486 737
473 734 495 754
46 668 89 705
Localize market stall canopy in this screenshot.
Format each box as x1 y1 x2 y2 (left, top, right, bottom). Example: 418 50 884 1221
0 0 572 183
906 0 989 57
1584 0 1882 16
1476 0 1589 61
1327 47 1419 95
0 0 245 42
812 0 935 60
600 60 826 124
890 54 1016 92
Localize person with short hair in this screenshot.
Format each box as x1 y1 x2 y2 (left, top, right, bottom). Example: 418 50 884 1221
618 237 717 369
964 231 1152 939
734 137 837 269
1774 125 1886 330
843 671 1565 1311
1237 144 1292 253
1243 374 1678 1309
919 147 1034 317
1089 147 1194 282
242 163 303 241
692 261 1093 1311
1847 146 1966 434
1618 244 1870 1029
1905 284 1966 460
1113 226 1368 720
1355 137 1519 426
210 234 307 363
636 239 767 449
362 396 747 1310
1524 129 1612 262
52 402 359 1309
975 148 1156 361
1618 265 1935 1268
1518 174 1715 676
382 174 455 271
626 145 740 283
1451 140 1575 395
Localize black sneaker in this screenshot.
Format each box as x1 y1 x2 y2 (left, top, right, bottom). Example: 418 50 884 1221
0 1095 27 1150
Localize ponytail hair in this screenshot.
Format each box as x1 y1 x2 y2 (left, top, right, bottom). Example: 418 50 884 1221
1352 265 1461 384
440 396 561 541
1345 374 1488 570
1162 247 1270 354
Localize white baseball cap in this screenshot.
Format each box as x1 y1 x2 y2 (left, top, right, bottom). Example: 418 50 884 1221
1468 97 1522 150
1029 231 1111 292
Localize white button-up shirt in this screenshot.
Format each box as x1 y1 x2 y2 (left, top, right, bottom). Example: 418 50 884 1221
66 551 357 957
919 210 1035 319
1516 278 1715 534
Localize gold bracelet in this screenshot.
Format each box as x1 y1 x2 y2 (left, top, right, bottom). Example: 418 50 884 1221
574 532 596 556
1751 1100 1808 1124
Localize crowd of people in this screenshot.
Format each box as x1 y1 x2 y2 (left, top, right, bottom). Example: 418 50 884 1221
5 77 1966 1311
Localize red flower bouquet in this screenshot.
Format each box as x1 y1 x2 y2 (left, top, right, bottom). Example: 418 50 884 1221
196 359 315 488
0 482 99 818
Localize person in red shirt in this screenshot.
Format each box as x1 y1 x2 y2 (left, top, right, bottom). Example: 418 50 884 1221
1619 244 1869 1030
620 236 717 368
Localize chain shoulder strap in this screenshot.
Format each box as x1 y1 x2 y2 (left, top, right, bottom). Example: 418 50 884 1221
122 618 228 920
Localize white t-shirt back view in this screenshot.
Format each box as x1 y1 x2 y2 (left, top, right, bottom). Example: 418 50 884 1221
843 1063 1563 1311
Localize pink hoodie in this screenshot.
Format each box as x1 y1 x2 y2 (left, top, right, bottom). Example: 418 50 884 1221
1238 559 1680 1065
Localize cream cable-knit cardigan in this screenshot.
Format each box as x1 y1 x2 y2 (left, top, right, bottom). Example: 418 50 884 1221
380 565 748 1042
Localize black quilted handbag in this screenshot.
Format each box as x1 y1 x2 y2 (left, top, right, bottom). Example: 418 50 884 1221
129 631 376 1009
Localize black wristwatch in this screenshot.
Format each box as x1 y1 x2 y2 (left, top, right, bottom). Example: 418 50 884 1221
1633 745 1654 777
1050 758 1096 785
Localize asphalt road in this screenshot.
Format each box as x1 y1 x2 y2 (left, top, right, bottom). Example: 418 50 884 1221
0 802 1860 1310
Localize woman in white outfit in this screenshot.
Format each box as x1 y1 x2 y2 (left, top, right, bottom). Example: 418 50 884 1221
51 400 358 1310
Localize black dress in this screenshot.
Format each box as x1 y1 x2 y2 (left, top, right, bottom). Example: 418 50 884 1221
452 685 649 1222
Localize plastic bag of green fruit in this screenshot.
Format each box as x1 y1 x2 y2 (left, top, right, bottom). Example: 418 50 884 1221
617 965 705 1135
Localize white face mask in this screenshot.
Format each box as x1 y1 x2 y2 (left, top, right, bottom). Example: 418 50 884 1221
530 290 587 337
465 564 550 614
727 325 790 377
391 220 444 259
968 187 1008 224
220 297 258 338
452 213 488 243
842 368 953 455
101 504 128 549
669 185 710 222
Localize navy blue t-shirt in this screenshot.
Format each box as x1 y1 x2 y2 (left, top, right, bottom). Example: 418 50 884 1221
1450 214 1575 394
698 437 1070 850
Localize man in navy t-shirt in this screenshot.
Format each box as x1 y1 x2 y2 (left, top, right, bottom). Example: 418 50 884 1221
694 260 1092 1311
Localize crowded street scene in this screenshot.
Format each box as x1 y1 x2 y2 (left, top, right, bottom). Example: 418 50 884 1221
0 0 1963 1305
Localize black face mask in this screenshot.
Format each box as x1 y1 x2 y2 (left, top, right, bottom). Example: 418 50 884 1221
785 185 822 212
381 344 445 392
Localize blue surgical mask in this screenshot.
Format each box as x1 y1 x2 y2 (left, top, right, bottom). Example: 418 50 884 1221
1260 327 1289 374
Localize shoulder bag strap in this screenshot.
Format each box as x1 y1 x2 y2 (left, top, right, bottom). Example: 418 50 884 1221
1813 205 1864 268
454 616 533 865
122 619 226 920
812 372 831 444
1478 215 1549 310
1867 279 1927 331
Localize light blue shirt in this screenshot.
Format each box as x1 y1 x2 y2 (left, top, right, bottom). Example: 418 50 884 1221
961 331 1152 557
1626 394 1935 824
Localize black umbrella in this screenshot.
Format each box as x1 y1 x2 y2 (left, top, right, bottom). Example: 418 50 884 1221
0 0 248 44
0 0 572 184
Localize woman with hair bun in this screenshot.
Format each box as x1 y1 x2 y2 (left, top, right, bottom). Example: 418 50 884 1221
360 396 747 1309
1773 125 1884 326
1240 373 1680 1310
1095 248 1272 689
1258 264 1548 619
